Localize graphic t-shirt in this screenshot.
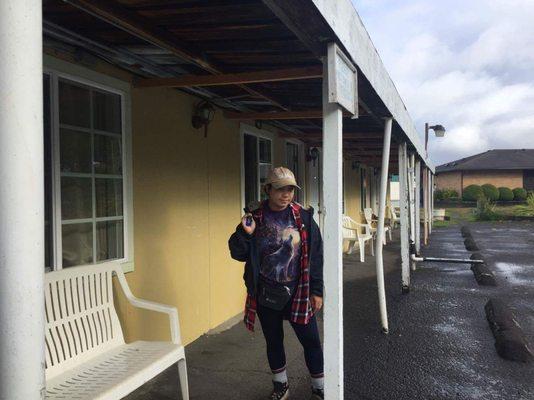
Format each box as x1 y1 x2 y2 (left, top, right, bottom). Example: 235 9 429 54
256 205 301 285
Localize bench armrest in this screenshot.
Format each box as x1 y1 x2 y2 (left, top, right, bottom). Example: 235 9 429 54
114 267 182 345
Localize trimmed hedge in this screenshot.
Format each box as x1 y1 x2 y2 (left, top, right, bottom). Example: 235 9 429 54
498 187 514 201
463 184 484 201
436 188 459 201
482 184 500 201
513 188 528 201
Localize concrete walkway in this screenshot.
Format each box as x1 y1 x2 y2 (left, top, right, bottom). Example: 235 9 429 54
125 224 534 399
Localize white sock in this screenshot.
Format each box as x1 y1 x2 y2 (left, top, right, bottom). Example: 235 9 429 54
311 375 324 390
273 369 288 384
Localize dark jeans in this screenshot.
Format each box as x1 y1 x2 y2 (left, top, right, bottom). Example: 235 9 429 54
256 300 324 377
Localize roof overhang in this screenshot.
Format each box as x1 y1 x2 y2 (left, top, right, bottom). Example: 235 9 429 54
310 0 434 172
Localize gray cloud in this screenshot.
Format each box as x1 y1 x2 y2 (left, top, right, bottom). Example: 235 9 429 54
353 0 534 165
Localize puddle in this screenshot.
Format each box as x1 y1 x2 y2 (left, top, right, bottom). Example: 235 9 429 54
495 262 534 286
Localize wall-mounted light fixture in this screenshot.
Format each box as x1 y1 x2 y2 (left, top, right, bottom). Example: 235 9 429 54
307 147 320 167
192 100 215 137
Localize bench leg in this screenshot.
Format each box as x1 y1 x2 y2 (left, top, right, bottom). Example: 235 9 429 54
178 358 189 400
370 237 375 256
388 227 392 241
358 238 365 262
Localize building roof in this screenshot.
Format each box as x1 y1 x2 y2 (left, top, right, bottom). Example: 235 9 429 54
437 149 534 173
42 0 433 172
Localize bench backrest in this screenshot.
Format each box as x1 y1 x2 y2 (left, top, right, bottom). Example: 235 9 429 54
44 264 124 379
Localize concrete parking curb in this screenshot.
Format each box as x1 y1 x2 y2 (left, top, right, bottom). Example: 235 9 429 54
464 237 479 251
485 298 533 362
469 253 497 286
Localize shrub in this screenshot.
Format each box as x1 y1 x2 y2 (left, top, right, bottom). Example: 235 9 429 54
463 184 484 201
515 194 534 216
435 188 459 201
481 184 500 201
475 196 501 221
513 188 528 201
498 187 514 201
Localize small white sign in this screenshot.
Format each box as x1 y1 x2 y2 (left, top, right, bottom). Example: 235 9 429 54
327 43 358 117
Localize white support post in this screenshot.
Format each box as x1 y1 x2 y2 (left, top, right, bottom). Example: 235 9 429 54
414 159 421 255
322 61 344 400
0 1 45 399
398 143 410 293
375 117 392 333
423 167 429 246
429 172 434 233
407 154 416 270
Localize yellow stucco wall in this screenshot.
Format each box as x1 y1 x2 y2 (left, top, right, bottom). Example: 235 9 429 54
344 161 363 222
113 86 246 345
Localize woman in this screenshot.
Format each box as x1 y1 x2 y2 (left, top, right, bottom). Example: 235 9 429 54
229 167 324 400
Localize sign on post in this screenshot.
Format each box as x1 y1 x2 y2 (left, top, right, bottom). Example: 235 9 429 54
327 43 358 117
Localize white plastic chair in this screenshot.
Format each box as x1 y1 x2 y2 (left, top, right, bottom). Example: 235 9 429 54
363 208 391 244
342 215 374 262
389 206 400 229
44 263 189 400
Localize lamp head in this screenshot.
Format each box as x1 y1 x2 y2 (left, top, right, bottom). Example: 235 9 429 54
430 124 446 137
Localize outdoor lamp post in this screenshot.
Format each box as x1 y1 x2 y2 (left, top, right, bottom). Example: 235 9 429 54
424 123 446 156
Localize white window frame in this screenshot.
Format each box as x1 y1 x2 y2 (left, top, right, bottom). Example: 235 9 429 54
239 124 275 211
284 138 306 205
44 55 134 273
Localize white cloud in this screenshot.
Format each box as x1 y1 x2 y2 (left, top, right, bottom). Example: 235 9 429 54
352 0 534 165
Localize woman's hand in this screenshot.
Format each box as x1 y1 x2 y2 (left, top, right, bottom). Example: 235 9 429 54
311 295 323 312
241 213 256 235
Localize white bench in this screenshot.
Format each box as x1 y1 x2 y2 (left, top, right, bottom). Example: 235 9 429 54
44 264 189 400
342 215 374 262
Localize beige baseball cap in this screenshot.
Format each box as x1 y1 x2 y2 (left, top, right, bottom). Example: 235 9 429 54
265 167 301 189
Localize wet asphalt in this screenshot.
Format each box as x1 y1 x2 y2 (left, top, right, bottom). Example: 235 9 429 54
125 222 534 400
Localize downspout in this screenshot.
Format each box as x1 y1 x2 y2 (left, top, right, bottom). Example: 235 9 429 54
375 117 393 334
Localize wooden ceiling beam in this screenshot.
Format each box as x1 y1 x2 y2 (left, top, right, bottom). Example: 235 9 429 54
134 66 323 88
225 110 323 120
64 0 288 110
224 109 365 120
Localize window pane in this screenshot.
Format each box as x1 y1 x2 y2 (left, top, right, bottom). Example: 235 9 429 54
61 177 93 220
62 223 93 267
96 179 123 217
259 138 271 163
60 128 92 173
244 134 258 206
93 91 121 134
97 220 124 262
59 80 90 128
44 74 53 269
259 164 272 200
94 134 122 175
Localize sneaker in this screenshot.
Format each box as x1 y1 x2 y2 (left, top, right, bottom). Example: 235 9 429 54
311 387 324 399
269 381 289 400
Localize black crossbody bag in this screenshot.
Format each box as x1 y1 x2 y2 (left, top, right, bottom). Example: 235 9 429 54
257 278 292 311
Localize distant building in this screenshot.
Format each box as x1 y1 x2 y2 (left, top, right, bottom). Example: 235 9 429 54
436 149 534 195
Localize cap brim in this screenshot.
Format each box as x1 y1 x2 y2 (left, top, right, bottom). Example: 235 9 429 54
271 180 301 190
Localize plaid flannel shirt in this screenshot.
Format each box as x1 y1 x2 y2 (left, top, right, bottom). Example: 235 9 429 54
244 201 313 331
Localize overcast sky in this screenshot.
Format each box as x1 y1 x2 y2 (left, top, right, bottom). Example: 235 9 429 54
353 0 534 166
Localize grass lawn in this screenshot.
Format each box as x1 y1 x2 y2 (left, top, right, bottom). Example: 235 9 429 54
433 207 476 228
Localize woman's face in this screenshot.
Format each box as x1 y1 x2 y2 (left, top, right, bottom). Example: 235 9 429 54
268 185 295 209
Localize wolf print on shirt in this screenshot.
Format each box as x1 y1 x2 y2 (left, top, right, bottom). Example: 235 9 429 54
257 207 301 284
